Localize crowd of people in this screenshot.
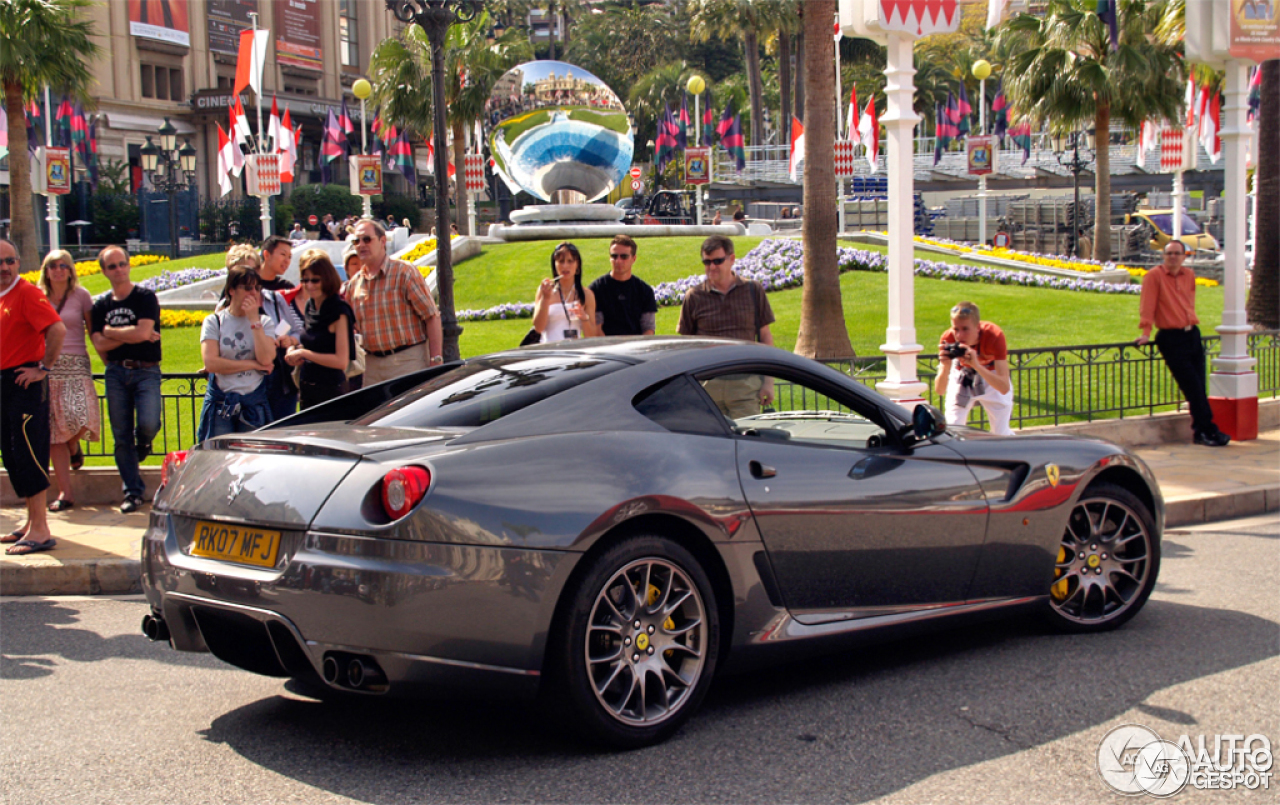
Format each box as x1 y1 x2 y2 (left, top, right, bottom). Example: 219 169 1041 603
0 225 1230 556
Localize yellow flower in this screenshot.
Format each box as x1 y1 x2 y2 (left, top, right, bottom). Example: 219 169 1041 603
159 309 208 328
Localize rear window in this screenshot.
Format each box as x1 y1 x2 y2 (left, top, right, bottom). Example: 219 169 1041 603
1149 213 1201 235
352 356 624 429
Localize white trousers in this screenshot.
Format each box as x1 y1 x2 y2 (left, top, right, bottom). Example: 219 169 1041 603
944 363 1015 436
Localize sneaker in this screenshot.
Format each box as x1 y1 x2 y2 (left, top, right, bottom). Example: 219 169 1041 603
120 495 144 514
1194 430 1231 447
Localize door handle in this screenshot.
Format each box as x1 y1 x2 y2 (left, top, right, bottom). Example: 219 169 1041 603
749 460 777 479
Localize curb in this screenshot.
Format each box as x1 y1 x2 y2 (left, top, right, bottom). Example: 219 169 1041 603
1 557 141 597
2 487 1275 597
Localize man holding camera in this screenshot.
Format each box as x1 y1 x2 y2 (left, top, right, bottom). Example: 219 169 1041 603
935 301 1014 436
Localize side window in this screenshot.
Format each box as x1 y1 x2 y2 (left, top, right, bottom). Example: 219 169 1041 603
695 370 891 450
633 375 729 437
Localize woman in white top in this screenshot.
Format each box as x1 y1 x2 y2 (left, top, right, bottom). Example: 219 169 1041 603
532 242 598 343
195 265 276 442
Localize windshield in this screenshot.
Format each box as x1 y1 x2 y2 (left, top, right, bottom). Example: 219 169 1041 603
352 356 624 429
1148 213 1201 235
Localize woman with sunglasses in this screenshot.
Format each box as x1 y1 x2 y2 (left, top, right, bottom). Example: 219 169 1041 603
531 242 598 343
37 250 99 512
195 265 276 442
285 250 355 409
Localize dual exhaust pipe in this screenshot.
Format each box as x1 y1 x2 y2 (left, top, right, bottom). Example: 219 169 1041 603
322 652 388 692
141 614 170 642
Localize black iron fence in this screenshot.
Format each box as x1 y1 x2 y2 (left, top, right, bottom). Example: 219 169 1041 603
76 332 1279 459
824 330 1280 430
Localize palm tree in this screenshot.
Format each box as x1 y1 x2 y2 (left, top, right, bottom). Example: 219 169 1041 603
688 0 789 147
999 0 1183 261
368 12 530 235
0 0 100 270
1248 60 1277 329
564 1 682 103
794 0 854 361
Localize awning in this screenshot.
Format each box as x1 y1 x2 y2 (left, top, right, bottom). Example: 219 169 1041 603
100 112 198 135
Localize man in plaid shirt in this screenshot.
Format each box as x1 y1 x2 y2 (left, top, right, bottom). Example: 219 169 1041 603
344 220 443 385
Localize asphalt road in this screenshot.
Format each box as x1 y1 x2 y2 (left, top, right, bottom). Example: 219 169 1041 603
2 513 1276 805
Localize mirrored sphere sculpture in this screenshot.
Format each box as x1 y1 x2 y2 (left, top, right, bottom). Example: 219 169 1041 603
486 61 633 203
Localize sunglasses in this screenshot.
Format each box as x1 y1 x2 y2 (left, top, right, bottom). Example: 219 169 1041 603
701 256 728 267
300 277 322 284
104 261 129 270
48 263 73 270
1 257 18 266
357 236 376 244
950 306 976 316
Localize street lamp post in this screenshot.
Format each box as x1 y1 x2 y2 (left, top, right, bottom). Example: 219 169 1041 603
140 117 198 260
1056 131 1094 258
386 0 482 364
352 78 374 220
971 59 991 246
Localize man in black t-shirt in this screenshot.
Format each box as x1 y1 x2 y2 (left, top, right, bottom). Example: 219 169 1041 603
590 234 657 336
90 245 162 514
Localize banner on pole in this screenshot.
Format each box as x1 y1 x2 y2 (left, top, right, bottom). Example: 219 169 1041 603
1159 128 1195 172
966 135 996 176
44 148 72 195
245 153 281 196
834 140 857 177
350 155 383 196
684 147 712 185
463 153 485 195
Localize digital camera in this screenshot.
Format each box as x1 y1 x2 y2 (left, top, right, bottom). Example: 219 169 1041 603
943 342 968 359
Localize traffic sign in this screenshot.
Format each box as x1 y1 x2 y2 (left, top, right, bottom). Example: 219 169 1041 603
631 179 642 191
308 214 318 226
629 167 643 179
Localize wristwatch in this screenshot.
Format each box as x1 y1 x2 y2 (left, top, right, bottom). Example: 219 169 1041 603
429 355 444 365
37 363 50 373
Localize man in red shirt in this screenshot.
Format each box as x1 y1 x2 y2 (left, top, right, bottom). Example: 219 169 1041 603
1137 240 1229 446
935 301 1015 436
0 238 67 554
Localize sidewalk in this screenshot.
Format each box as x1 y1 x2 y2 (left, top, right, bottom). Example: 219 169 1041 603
2 431 1277 597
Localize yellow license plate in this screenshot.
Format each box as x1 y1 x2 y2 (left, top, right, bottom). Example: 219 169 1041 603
190 520 281 568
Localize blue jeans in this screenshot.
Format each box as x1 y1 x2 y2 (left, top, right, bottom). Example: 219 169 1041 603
196 378 272 443
104 363 162 499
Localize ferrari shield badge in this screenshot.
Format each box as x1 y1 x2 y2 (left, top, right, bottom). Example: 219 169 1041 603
1046 464 1061 488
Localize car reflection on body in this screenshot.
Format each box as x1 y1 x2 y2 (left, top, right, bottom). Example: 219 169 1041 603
141 338 1163 748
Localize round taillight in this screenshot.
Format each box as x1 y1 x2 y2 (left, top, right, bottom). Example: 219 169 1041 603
380 466 432 520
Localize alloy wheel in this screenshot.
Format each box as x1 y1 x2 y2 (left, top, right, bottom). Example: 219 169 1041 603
1050 495 1153 625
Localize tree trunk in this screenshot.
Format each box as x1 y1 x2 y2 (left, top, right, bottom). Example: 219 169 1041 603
1248 59 1279 329
794 33 805 121
794 0 854 361
4 80 37 270
745 31 764 146
779 33 792 148
451 118 470 236
1092 103 1111 262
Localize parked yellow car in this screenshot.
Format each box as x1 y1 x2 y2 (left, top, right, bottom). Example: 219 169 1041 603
1127 209 1219 254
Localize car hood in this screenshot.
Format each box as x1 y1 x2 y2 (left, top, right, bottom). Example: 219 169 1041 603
156 425 461 528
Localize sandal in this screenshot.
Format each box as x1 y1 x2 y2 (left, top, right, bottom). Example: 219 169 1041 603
1 530 25 544
70 443 84 470
6 539 56 555
48 499 75 513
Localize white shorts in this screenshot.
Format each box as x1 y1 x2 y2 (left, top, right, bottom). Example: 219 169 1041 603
944 363 1015 436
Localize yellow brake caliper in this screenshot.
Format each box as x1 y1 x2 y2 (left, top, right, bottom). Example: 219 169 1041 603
1051 545 1071 601
647 584 677 660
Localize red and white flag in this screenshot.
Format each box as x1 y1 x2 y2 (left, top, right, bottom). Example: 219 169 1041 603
1138 120 1158 162
857 96 879 172
268 96 282 150
846 85 859 141
230 97 252 151
1199 90 1221 164
788 116 805 182
1185 77 1198 129
234 28 270 97
216 123 235 196
277 108 296 182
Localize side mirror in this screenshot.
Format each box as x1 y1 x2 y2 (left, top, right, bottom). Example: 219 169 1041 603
911 404 947 441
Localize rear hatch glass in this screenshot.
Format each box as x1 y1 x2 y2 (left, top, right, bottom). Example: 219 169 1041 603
352 355 624 429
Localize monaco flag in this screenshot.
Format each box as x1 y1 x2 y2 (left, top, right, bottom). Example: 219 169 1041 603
216 123 236 196
278 108 297 182
234 29 270 97
789 116 805 182
1199 90 1221 164
268 96 282 151
857 96 879 171
846 85 859 141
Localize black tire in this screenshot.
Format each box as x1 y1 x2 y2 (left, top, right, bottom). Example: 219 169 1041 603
1043 482 1160 633
550 534 720 749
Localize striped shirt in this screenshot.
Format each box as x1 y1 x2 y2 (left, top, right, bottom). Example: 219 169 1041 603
677 275 774 342
344 255 438 353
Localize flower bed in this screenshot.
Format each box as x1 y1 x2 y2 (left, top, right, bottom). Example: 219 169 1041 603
139 268 224 293
22 253 165 284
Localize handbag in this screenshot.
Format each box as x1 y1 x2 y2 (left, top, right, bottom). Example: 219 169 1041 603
519 328 541 347
346 332 366 378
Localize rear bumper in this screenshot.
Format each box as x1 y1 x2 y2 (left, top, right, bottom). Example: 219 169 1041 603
141 510 576 698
